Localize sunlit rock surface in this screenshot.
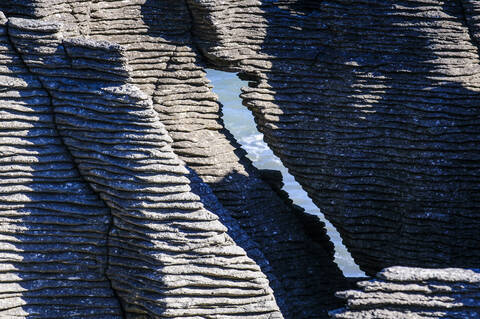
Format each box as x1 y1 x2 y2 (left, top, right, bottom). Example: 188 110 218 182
0 1 479 318
0 1 350 318
0 12 283 318
187 0 480 275
331 267 480 319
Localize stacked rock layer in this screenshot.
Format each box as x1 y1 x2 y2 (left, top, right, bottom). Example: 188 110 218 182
1 0 479 318
0 12 122 318
0 12 286 318
331 267 480 319
188 0 480 274
0 1 350 317
87 2 349 316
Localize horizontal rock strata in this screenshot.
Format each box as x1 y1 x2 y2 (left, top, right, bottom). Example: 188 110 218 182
188 0 480 275
0 11 122 318
6 15 283 318
331 266 480 319
87 2 348 317
0 1 350 317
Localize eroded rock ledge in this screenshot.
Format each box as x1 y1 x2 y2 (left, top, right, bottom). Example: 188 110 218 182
0 12 283 318
0 1 479 319
331 267 480 319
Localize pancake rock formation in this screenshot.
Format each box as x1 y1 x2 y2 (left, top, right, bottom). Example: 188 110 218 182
0 0 479 318
331 267 480 319
0 11 284 319
187 0 480 275
0 1 350 318
0 12 122 319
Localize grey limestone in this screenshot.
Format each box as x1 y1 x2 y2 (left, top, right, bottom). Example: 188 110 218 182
331 267 480 319
0 1 479 319
0 1 349 318
187 0 480 276
0 10 286 319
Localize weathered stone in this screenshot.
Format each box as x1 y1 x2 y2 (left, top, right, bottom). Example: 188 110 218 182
187 0 480 275
1 1 479 318
0 12 285 318
331 267 480 319
0 12 122 318
0 1 349 317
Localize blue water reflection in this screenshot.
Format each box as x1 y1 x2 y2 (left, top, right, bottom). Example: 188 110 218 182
206 68 365 277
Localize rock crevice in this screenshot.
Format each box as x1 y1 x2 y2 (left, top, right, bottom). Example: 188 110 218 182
186 0 480 275
0 11 285 318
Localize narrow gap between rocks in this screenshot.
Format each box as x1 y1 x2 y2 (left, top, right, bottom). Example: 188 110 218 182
206 68 365 277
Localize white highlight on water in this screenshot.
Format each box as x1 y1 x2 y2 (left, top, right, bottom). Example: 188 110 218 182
206 69 365 277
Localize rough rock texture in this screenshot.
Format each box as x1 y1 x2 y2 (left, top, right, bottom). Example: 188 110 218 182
187 0 480 274
0 0 92 37
331 267 480 319
0 1 350 318
0 11 122 318
1 0 480 318
0 12 285 318
87 3 349 317
461 0 480 47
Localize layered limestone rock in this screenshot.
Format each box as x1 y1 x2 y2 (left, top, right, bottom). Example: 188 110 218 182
187 0 480 274
0 12 122 318
330 267 480 319
87 3 349 316
461 0 480 46
2 1 479 318
0 13 284 318
0 0 92 36
0 1 350 317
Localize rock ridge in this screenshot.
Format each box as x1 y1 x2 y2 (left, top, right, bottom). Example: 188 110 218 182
331 266 480 319
1 11 284 318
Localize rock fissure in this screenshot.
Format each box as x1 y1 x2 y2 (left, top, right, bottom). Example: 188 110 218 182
0 1 479 318
187 0 480 275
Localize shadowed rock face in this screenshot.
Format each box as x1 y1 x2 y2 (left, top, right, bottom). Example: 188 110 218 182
187 0 480 275
0 12 284 318
331 267 480 318
0 12 123 318
1 0 480 318
0 1 350 318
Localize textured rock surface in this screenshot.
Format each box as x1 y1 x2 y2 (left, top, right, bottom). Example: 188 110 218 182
0 12 285 318
1 0 479 318
188 0 480 274
86 3 349 317
0 11 122 318
331 267 480 319
0 1 350 318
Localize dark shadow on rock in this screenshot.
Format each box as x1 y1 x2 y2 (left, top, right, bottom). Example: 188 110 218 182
139 1 349 318
236 0 480 275
0 14 123 317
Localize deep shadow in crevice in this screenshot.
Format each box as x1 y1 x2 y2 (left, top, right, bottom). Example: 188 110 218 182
139 1 351 317
238 0 480 274
206 68 364 277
